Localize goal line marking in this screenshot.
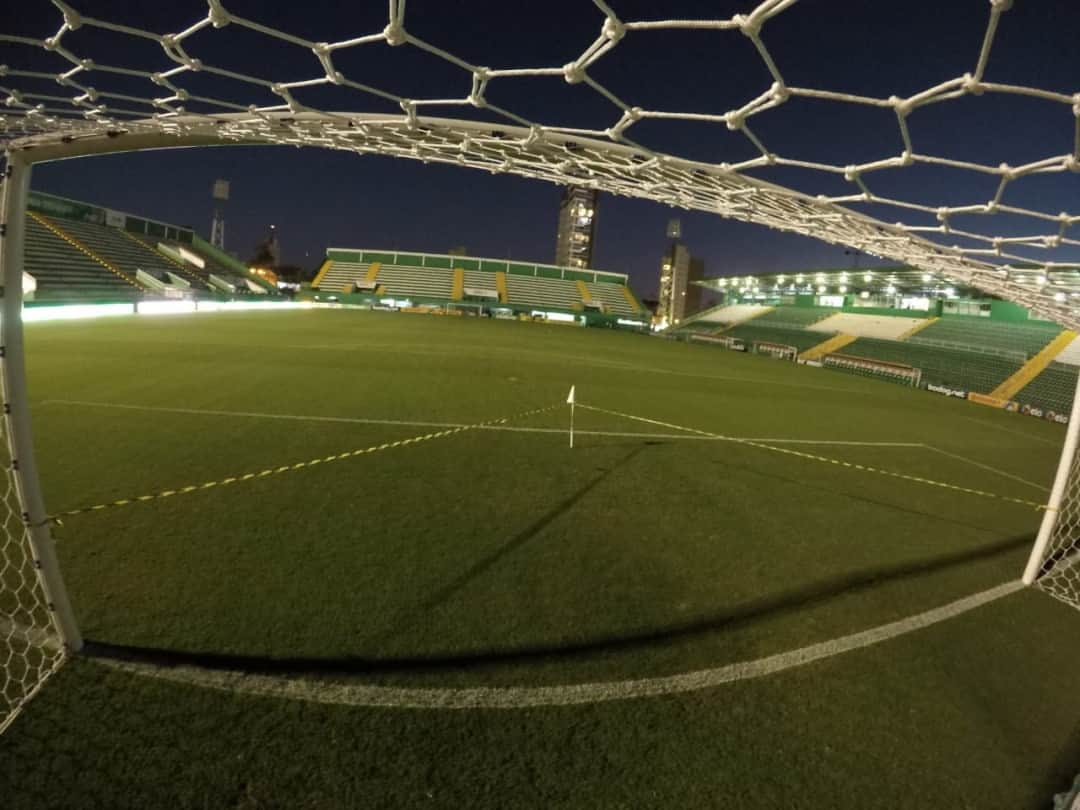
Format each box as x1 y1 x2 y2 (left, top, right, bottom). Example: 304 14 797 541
94 580 1023 710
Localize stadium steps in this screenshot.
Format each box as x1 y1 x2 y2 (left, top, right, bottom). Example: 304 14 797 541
495 271 508 303
909 315 1061 357
724 324 834 354
800 333 856 361
503 274 582 311
451 268 464 300
752 305 837 327
584 281 639 316
311 258 332 287
1014 362 1079 414
619 284 643 314
121 231 208 289
576 280 592 304
24 217 140 297
898 316 939 340
28 213 143 291
840 338 1022 392
365 262 381 284
991 330 1078 400
806 312 930 340
718 305 774 331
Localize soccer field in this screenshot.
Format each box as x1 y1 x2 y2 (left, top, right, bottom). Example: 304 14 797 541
3 308 1080 809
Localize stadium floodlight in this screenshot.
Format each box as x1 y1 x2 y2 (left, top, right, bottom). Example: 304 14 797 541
1 0 1080 732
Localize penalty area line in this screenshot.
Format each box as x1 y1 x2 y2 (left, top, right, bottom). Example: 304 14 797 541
40 399 923 447
94 581 1024 710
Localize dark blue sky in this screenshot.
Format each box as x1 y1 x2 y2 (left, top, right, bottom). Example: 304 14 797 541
7 0 1078 297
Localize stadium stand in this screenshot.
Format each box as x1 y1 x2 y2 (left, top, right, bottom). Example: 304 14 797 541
839 337 1022 392
504 273 583 310
751 305 836 327
24 216 140 298
725 323 832 353
376 263 455 300
41 215 203 290
909 315 1063 357
1015 362 1079 414
584 281 640 315
685 303 772 327
128 234 252 292
807 312 930 340
1053 338 1080 367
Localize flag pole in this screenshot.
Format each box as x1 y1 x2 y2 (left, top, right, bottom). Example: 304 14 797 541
567 385 576 449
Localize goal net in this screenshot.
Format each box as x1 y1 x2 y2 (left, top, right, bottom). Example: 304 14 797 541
752 341 798 361
822 353 922 388
0 0 1077 732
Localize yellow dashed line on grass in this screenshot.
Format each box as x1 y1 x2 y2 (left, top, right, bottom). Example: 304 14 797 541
577 403 1049 511
53 404 559 521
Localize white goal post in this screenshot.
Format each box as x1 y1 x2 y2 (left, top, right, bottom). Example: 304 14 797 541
1022 372 1080 608
0 151 82 734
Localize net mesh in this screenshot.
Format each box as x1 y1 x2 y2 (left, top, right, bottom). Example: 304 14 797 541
1033 444 1080 610
0 412 65 735
0 0 1078 326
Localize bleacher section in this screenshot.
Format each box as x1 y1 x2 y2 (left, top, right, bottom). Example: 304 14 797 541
808 312 929 340
130 234 247 291
584 281 638 315
1053 338 1080 367
375 264 454 300
504 274 583 310
316 261 368 293
462 270 500 300
751 306 836 327
841 338 1022 393
910 315 1062 357
1015 363 1079 415
45 216 205 291
688 303 772 327
24 217 139 299
725 323 831 354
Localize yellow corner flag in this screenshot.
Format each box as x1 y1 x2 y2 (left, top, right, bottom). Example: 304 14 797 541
566 385 576 404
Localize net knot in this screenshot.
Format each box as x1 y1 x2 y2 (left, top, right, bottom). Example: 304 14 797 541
563 62 586 84
383 21 407 46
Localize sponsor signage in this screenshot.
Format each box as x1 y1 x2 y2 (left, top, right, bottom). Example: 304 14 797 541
927 383 967 399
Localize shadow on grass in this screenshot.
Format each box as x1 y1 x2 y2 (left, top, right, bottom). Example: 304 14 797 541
83 528 1034 676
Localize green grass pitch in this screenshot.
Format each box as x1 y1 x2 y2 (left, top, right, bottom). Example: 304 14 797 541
3 308 1080 808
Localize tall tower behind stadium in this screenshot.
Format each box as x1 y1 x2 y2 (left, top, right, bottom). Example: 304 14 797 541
657 220 706 326
554 186 598 268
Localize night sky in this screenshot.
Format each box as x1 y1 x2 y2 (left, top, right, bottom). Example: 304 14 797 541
6 0 1078 298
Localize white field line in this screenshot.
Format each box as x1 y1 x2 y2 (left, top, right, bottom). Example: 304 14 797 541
956 413 1061 446
96 581 1024 710
925 446 1049 492
40 400 923 447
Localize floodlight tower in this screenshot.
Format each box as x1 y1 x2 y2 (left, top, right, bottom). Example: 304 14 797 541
210 179 229 251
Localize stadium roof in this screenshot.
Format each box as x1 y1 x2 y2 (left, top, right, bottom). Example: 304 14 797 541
696 265 1080 303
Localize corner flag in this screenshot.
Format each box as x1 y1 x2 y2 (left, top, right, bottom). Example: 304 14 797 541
567 385 576 448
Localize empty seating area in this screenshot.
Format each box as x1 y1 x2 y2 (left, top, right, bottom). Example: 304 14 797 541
840 338 1022 392
317 261 368 292
504 274 583 310
725 323 833 354
24 217 138 299
46 216 204 289
692 303 772 326
1015 363 1079 414
130 235 243 289
807 312 930 340
911 316 1062 357
752 306 837 327
584 281 637 315
375 264 454 300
